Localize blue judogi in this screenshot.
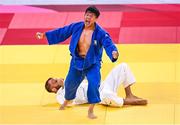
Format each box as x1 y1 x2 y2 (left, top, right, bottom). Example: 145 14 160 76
45 21 118 103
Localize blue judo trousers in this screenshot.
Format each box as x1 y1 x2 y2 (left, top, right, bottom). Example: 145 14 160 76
45 21 118 104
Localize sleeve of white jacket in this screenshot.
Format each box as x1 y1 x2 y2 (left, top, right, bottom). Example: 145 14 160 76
56 88 65 105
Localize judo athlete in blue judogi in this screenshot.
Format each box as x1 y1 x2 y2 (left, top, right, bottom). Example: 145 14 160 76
36 6 119 119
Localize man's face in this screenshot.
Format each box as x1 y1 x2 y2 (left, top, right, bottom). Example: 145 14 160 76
48 78 64 93
84 11 97 27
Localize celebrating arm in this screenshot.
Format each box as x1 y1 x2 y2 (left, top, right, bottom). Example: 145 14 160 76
101 33 119 62
36 23 75 45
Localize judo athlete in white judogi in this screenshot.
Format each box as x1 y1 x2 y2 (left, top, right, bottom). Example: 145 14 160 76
45 63 147 107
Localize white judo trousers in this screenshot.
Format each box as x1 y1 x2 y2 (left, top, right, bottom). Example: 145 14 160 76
56 63 136 107
100 63 136 106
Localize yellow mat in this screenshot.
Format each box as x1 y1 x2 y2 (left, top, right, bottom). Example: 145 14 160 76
0 83 179 124
0 44 180 124
0 44 180 83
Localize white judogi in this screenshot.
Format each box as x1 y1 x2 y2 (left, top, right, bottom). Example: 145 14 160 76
56 63 136 107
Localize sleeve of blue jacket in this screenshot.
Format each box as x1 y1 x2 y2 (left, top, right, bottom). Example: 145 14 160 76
45 23 74 45
101 33 119 62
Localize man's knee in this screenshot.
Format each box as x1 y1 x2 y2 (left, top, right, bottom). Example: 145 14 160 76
119 62 128 68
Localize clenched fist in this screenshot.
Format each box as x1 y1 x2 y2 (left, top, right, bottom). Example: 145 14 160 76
36 32 45 39
112 51 119 59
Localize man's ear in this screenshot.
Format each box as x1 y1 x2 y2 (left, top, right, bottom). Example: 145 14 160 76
52 88 57 93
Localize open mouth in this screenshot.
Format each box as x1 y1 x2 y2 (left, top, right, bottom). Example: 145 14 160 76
85 20 90 25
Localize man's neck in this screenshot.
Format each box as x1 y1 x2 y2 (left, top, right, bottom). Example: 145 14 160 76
84 23 95 30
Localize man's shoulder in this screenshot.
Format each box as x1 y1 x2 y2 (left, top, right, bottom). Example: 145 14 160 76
95 23 109 40
56 87 64 95
96 23 107 35
67 21 83 32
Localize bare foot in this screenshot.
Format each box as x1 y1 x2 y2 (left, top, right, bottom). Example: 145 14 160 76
124 95 148 105
127 95 143 99
88 104 97 119
88 111 97 119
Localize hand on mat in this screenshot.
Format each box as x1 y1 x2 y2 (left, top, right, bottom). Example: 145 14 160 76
36 32 45 39
112 51 119 59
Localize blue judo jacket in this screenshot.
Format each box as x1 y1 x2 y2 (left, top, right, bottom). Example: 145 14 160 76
45 22 118 70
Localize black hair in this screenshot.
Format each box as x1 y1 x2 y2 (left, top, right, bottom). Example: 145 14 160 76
45 77 53 93
85 6 100 18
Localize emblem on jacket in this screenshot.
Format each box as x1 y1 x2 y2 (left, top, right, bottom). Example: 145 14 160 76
94 40 97 46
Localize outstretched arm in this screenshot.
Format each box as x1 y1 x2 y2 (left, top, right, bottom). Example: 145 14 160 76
36 23 75 45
